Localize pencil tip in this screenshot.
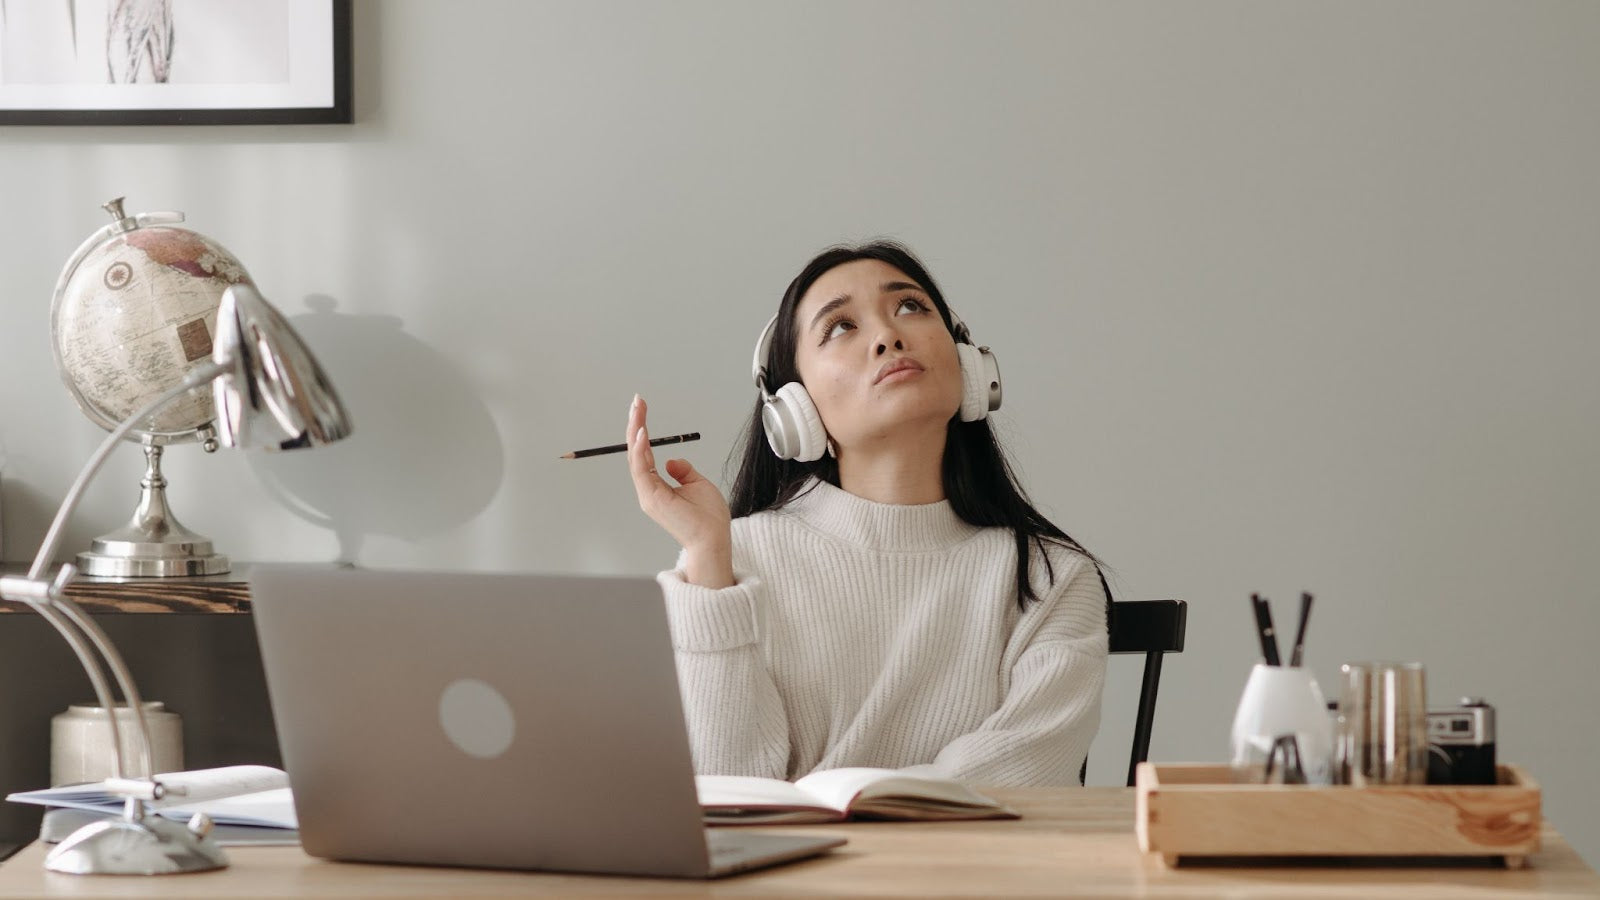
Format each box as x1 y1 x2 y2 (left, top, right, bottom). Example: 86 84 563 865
559 453 574 459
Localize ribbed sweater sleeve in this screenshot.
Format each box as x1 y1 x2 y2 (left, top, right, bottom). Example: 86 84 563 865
897 555 1108 786
657 567 790 779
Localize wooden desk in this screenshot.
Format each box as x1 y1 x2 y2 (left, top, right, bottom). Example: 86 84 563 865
1 788 1596 897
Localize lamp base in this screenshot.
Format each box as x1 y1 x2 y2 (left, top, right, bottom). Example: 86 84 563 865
44 813 228 875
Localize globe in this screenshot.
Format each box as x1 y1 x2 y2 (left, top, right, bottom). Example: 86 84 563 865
51 198 252 445
47 198 253 577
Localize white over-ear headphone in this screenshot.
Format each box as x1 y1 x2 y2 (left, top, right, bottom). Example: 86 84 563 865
750 308 1002 462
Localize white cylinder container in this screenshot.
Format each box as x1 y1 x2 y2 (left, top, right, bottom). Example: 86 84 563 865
1229 663 1335 785
50 701 183 786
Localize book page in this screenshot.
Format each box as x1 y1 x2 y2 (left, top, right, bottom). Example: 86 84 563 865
41 808 301 846
695 775 844 823
161 786 297 829
794 767 1011 818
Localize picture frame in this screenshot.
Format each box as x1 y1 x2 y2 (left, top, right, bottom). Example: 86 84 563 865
0 0 351 126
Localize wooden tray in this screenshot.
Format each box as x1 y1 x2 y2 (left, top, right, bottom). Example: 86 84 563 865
1136 762 1541 867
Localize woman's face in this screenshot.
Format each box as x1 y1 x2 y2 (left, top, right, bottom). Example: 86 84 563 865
792 259 964 450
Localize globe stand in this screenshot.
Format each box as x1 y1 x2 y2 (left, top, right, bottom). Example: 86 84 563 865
75 440 230 578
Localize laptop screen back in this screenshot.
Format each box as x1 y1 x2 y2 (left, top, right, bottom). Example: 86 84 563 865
249 565 713 877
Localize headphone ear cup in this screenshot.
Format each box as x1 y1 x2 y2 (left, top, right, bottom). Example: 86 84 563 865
956 342 990 422
765 381 828 462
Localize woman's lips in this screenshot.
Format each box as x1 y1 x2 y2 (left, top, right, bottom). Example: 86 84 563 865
874 358 925 384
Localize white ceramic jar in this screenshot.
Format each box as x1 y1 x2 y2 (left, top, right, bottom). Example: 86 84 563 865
1229 663 1335 785
50 701 183 786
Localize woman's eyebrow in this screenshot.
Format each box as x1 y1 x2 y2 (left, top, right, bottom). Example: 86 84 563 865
807 282 926 331
808 295 851 331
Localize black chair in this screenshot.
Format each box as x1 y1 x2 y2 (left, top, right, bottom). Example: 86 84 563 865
1105 599 1187 786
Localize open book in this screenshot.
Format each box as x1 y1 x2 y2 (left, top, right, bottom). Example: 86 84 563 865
6 765 296 830
697 767 1018 825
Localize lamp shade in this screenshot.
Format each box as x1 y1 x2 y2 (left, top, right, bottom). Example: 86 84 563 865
211 284 352 451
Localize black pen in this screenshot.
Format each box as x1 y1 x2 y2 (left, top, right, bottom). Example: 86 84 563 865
560 432 701 459
1251 593 1282 666
1288 592 1314 668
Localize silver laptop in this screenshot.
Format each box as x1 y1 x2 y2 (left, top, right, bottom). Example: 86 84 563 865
249 565 844 878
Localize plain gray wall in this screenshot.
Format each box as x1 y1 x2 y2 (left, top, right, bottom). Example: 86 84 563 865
2 0 1596 863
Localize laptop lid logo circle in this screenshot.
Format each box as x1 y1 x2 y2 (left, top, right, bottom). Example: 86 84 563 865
438 678 516 758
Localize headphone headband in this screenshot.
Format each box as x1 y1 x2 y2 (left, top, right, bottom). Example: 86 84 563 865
752 313 779 398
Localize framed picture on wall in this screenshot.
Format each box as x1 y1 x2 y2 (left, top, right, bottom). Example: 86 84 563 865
0 0 351 125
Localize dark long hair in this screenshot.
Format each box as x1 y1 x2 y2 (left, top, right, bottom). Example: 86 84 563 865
728 240 1111 616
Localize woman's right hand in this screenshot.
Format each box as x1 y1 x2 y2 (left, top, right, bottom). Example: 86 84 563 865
627 395 735 588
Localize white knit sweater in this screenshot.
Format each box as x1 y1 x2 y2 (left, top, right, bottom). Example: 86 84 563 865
656 478 1108 787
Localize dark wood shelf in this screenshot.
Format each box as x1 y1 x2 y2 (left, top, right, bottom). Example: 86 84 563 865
0 564 253 614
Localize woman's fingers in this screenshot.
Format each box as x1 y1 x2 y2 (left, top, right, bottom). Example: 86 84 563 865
626 393 644 445
627 398 660 494
664 457 701 486
637 424 658 475
624 397 732 563
628 396 680 518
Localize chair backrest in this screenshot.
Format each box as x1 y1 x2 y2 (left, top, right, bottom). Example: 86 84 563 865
1106 599 1187 786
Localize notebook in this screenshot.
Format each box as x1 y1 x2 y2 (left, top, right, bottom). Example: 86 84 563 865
248 565 844 879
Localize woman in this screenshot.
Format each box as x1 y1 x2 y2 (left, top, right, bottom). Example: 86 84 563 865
627 241 1108 786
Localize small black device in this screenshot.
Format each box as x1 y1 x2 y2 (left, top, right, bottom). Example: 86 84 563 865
1426 697 1497 785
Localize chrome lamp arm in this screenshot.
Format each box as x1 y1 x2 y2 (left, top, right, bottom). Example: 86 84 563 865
2 361 228 782
0 282 351 876
0 362 231 874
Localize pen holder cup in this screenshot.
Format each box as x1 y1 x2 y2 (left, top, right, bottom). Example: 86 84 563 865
1229 663 1334 785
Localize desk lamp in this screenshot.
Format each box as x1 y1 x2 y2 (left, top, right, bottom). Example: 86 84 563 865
0 283 351 875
